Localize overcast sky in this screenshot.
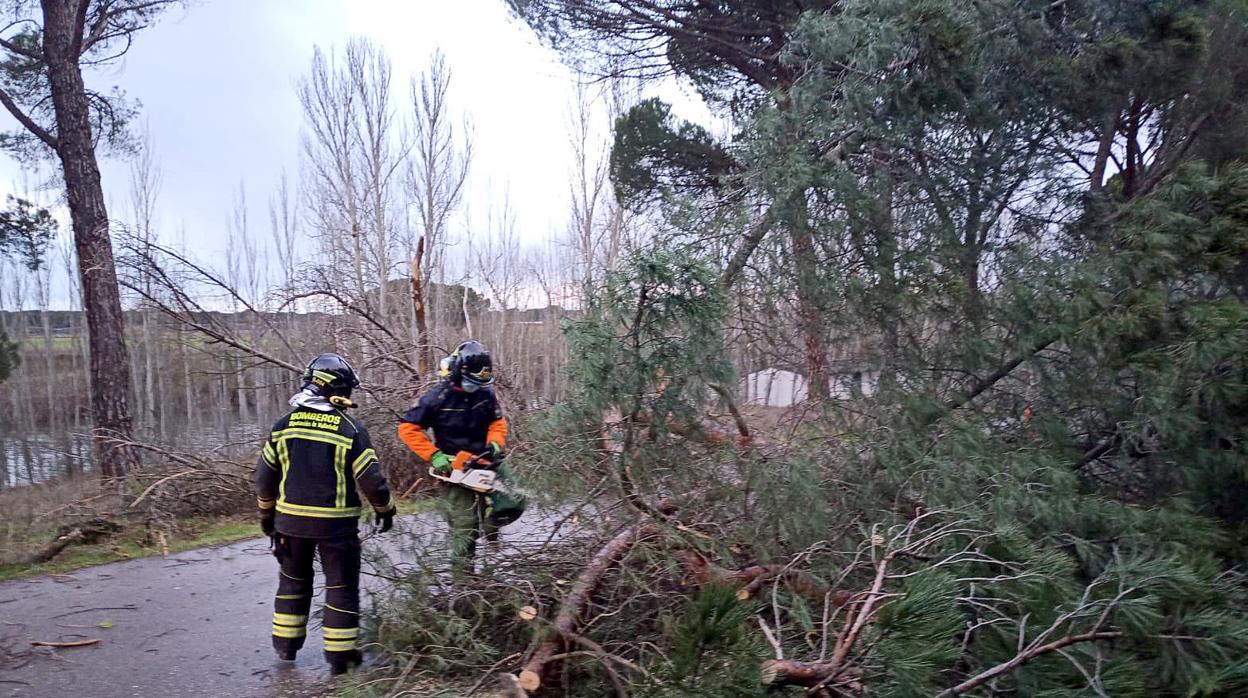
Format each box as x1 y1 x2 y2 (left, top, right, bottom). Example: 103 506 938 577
0 0 710 308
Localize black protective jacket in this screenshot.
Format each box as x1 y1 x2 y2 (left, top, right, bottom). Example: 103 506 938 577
255 407 393 539
397 381 506 460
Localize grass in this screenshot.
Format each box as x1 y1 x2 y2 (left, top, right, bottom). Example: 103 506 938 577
0 492 435 582
0 514 259 581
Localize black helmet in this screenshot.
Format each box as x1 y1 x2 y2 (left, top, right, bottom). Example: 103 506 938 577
301 353 360 398
448 340 494 389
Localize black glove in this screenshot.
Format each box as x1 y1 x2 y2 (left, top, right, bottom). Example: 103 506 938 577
271 534 290 563
375 507 395 534
260 509 275 537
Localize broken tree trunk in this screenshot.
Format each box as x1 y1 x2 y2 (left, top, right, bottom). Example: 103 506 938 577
515 523 653 693
761 660 863 689
628 409 760 453
678 550 837 602
409 236 430 377
23 519 123 564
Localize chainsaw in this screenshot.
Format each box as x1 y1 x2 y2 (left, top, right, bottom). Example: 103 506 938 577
428 451 499 493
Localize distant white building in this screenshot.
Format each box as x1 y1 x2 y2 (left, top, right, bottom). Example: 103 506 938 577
741 367 880 406
741 368 808 407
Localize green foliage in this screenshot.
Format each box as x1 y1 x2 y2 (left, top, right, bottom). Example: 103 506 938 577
563 243 733 422
0 194 53 385
0 2 170 163
610 98 735 208
0 327 16 384
502 1 1248 696
0 195 56 270
639 585 767 698
874 570 963 697
366 566 532 675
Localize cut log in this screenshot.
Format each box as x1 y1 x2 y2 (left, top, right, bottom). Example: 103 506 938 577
514 524 652 693
496 672 529 698
761 659 862 688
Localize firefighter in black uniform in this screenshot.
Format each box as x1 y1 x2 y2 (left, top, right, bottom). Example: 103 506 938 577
255 353 396 674
397 340 518 572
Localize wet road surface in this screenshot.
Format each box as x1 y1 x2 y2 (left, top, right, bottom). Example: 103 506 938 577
0 510 563 698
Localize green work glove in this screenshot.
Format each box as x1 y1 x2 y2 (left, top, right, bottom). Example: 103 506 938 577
430 451 452 475
489 441 505 459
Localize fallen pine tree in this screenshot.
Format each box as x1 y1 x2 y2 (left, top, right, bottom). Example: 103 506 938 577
511 522 657 694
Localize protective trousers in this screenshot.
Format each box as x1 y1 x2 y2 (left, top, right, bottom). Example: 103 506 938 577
439 483 498 574
271 535 361 663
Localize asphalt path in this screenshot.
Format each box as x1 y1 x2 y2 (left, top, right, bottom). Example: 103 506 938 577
0 509 564 698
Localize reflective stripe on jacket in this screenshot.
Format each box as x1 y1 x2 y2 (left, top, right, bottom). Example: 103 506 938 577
256 407 393 538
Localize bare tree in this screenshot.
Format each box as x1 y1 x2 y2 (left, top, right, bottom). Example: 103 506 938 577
268 172 300 296
299 39 408 385
128 135 164 438
299 42 366 301
564 79 639 295
567 81 609 287
407 49 471 375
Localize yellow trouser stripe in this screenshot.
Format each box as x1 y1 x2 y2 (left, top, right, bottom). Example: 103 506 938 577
325 603 359 615
275 594 305 600
273 613 308 626
324 639 356 651
322 627 358 640
272 625 306 639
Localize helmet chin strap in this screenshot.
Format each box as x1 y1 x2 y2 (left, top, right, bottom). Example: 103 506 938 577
329 395 357 409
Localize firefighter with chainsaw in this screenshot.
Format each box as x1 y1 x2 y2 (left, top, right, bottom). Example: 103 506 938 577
255 353 396 674
398 340 523 573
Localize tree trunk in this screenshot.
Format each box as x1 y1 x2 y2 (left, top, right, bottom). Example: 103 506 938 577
180 331 194 425
142 306 156 435
41 0 138 481
235 355 251 425
40 284 57 435
410 237 430 376
789 222 829 401
677 550 835 602
155 322 168 439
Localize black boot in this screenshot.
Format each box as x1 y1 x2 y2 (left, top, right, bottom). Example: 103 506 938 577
276 648 297 661
327 649 362 675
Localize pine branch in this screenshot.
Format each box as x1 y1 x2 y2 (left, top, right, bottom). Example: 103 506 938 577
0 85 58 149
0 35 41 60
935 631 1124 697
